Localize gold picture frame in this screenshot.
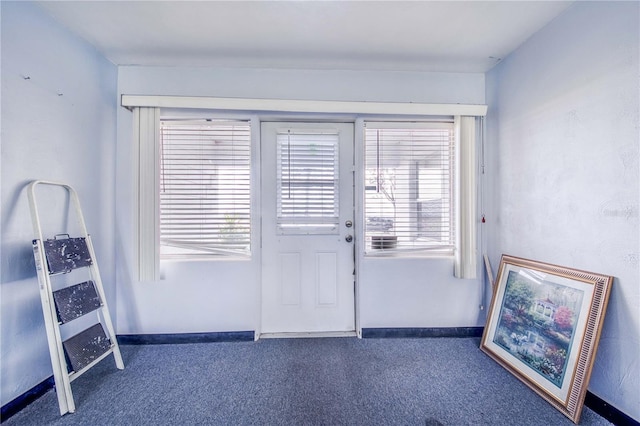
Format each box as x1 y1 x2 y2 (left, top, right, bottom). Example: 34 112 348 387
480 255 613 424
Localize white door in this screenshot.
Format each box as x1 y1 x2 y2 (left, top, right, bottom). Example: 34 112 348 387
261 122 355 335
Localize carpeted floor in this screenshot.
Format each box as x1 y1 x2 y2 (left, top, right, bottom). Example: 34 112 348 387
3 337 612 425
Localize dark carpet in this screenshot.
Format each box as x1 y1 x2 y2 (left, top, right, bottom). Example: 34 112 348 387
3 337 611 425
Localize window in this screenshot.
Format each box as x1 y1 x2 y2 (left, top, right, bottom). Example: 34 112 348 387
276 130 339 234
364 122 455 254
159 120 251 258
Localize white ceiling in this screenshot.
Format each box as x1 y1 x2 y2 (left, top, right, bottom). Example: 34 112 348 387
37 1 574 73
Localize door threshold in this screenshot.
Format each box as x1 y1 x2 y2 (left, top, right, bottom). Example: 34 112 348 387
259 331 357 339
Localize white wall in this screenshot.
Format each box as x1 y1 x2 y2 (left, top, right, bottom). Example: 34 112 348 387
358 256 485 328
0 2 118 406
118 66 485 105
116 66 487 335
485 1 639 420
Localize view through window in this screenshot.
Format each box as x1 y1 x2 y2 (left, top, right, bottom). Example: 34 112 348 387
364 122 455 254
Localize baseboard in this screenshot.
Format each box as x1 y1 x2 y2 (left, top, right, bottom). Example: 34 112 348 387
1 376 54 423
585 392 639 426
116 330 255 345
361 327 484 339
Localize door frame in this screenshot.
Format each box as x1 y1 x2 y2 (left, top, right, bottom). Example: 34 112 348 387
258 119 360 339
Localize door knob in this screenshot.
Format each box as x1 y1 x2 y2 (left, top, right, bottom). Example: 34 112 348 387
345 220 353 228
345 235 353 243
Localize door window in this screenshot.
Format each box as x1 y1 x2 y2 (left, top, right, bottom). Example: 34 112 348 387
276 130 340 235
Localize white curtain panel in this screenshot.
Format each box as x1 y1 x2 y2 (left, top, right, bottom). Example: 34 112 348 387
454 116 477 279
134 107 160 282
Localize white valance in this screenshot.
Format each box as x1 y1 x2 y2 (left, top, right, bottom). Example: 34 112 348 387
122 95 487 117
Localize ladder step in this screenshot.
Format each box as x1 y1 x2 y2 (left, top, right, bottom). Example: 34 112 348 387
63 323 112 373
43 237 92 274
53 281 102 324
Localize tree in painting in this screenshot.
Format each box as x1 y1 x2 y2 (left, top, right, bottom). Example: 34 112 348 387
503 276 536 316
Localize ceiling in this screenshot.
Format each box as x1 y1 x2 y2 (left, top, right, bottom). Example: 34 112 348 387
37 1 574 73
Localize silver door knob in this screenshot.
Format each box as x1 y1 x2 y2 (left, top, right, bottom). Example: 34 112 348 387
345 235 353 243
345 220 353 228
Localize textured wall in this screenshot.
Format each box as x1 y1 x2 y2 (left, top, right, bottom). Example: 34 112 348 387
485 2 639 420
0 2 117 406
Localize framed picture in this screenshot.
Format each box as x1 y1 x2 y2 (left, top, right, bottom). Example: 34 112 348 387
480 255 613 424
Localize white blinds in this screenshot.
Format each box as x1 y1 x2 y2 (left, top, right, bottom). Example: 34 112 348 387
276 131 339 234
364 122 455 253
159 120 251 257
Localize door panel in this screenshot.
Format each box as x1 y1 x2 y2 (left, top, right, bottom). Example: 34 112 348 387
261 122 355 334
316 252 337 306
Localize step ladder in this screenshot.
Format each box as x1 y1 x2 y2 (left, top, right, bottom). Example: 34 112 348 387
27 180 124 415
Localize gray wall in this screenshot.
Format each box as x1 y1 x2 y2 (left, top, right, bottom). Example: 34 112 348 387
0 2 118 406
115 66 487 335
485 1 639 420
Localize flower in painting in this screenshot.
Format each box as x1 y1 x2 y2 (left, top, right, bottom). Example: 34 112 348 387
554 305 574 331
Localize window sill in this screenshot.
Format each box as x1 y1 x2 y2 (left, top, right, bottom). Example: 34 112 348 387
160 255 252 263
363 250 454 259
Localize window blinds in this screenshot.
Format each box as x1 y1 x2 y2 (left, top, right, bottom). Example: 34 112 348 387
159 120 251 258
276 131 339 234
364 122 455 253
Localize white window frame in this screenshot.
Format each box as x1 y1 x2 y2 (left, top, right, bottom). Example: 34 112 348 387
126 96 485 281
363 121 456 256
158 119 252 260
359 117 478 278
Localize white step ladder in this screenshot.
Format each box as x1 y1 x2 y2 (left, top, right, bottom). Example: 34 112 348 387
27 180 124 415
